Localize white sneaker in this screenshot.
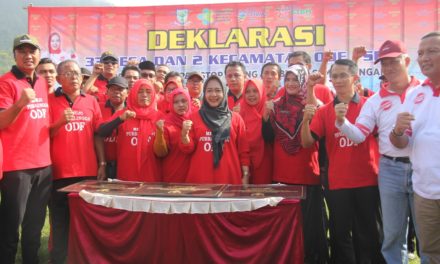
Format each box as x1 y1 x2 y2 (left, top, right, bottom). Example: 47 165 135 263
408 252 416 260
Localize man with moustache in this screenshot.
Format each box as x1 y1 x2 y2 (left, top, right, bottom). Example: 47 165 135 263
0 34 52 264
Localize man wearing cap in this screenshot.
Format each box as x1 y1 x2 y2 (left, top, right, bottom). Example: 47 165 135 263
48 59 105 263
335 40 426 263
186 71 204 109
83 51 119 103
36 57 57 94
0 34 52 263
391 31 440 264
80 67 92 89
99 76 129 179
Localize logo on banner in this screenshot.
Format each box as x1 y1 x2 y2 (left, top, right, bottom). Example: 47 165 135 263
197 8 214 25
176 9 190 26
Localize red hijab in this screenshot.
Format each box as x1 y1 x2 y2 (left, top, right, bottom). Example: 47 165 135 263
165 88 192 128
127 79 157 119
158 80 182 114
48 32 61 54
127 79 159 175
240 79 266 165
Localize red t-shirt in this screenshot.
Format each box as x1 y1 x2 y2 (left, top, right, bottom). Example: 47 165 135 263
181 112 250 184
275 84 334 104
100 101 119 162
309 95 379 190
227 92 243 110
272 142 320 185
160 123 191 183
90 75 108 103
49 91 102 180
0 140 3 180
114 111 163 182
0 68 51 171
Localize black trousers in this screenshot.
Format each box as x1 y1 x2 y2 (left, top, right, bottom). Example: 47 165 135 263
325 186 385 264
49 176 95 264
0 166 52 264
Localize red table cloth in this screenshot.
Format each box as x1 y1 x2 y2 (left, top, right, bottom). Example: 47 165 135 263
68 193 303 264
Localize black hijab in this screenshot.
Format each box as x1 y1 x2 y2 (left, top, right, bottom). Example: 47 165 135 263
199 75 232 167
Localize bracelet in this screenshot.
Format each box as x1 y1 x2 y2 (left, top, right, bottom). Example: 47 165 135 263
99 161 107 166
391 128 404 137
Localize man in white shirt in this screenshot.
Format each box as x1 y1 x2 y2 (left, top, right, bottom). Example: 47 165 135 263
335 39 427 264
391 31 440 264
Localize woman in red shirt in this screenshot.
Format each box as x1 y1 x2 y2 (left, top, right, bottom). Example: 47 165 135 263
98 79 163 182
157 80 180 114
181 75 250 184
154 88 192 183
262 65 328 263
239 79 272 184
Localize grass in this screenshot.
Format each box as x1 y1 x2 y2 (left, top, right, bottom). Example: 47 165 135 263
15 210 50 263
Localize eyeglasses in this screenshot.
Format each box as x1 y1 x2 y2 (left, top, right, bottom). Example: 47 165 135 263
188 79 203 84
103 60 118 65
62 71 81 79
330 73 352 81
141 73 156 78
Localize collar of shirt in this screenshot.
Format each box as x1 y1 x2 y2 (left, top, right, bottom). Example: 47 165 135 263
11 65 38 88
422 78 440 97
333 91 360 105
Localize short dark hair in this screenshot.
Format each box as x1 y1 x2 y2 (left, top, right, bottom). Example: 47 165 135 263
224 61 247 76
287 51 312 65
38 57 56 68
164 71 182 83
121 65 140 77
330 59 358 76
260 62 281 78
421 31 440 40
138 60 155 71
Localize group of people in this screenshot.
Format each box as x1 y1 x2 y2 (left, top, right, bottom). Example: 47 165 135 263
0 31 439 264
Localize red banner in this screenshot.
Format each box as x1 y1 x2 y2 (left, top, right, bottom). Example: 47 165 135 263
28 1 437 90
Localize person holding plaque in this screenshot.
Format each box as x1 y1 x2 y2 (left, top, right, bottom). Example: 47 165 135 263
181 75 250 184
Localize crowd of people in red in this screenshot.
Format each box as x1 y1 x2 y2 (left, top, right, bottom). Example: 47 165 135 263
1 31 440 264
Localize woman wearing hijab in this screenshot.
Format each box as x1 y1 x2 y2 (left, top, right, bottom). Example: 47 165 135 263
43 32 75 64
154 88 192 183
157 80 180 114
239 79 272 184
98 79 163 182
181 75 250 184
262 65 328 263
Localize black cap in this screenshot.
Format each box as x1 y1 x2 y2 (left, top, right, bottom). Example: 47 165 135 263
100 51 118 62
107 76 128 89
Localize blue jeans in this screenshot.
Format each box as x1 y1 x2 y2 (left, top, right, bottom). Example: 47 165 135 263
379 156 427 264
